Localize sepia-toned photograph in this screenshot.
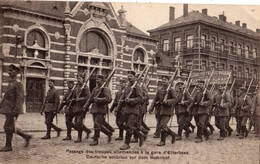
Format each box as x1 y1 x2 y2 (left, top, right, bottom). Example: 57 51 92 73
0 0 259 164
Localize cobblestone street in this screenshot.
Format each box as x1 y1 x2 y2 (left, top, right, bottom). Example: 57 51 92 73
0 113 259 164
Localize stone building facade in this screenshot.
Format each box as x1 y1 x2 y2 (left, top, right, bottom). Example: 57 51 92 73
148 4 260 93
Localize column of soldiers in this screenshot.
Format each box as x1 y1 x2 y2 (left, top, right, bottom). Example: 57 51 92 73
1 64 260 152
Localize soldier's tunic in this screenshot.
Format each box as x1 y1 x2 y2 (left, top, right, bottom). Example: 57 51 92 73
73 84 90 129
251 91 260 136
0 79 24 131
234 93 251 136
213 92 231 138
42 87 60 125
188 90 213 140
89 86 112 139
175 90 192 136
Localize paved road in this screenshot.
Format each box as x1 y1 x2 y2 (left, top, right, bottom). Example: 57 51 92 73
0 113 259 164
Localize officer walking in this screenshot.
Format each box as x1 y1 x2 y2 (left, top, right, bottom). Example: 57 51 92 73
40 79 62 139
0 64 32 152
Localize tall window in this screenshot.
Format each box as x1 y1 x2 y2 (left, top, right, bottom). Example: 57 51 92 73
186 35 193 48
245 46 249 58
229 41 234 54
237 44 242 55
201 61 206 71
211 62 216 70
245 68 249 78
238 67 242 77
219 63 225 70
186 60 192 70
174 37 181 51
211 37 216 51
79 31 108 55
229 65 233 71
253 48 257 59
162 39 169 52
201 34 206 47
254 69 257 79
220 39 225 52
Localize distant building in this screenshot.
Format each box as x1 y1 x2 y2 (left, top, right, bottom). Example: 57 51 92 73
0 1 158 112
148 4 260 93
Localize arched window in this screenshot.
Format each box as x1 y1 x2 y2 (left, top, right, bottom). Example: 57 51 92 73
26 30 48 59
133 48 146 71
79 31 108 56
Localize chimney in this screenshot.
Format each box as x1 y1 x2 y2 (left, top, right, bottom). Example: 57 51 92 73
118 6 127 27
169 6 175 21
242 23 247 28
256 29 260 33
183 4 188 17
235 21 240 26
202 9 207 15
219 14 226 22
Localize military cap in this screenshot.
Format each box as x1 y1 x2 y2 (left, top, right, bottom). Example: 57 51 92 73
161 75 169 80
9 64 21 72
239 86 246 92
197 80 205 84
77 73 85 79
48 79 55 83
96 74 105 80
67 81 74 85
127 70 136 76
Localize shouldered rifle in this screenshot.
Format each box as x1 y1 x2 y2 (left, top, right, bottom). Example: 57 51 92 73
209 82 215 93
241 78 253 109
229 78 236 94
181 71 192 102
126 65 149 99
163 68 178 102
83 66 117 111
200 69 214 103
140 65 150 87
220 74 231 106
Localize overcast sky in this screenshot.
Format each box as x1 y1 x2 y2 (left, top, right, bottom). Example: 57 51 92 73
109 1 260 34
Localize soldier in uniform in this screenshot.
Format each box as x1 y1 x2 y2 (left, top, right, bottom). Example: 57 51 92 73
248 92 256 133
118 70 145 150
251 86 260 139
58 81 76 140
84 74 113 146
72 73 91 143
175 82 192 140
234 86 251 139
148 76 177 146
212 84 231 140
110 79 127 140
0 64 32 152
187 80 213 143
40 79 62 139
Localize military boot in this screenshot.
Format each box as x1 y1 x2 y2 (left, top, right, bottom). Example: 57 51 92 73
101 125 112 143
16 129 32 147
120 133 131 150
82 125 92 139
0 131 13 152
156 131 166 146
115 128 124 140
176 129 182 140
74 128 82 143
51 123 62 137
167 128 177 144
217 130 224 141
41 124 51 139
63 123 72 140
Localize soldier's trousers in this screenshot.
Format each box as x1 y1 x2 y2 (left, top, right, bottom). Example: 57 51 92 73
65 113 75 137
236 116 248 134
92 113 112 139
255 116 260 135
116 113 126 129
195 114 208 138
124 113 138 145
215 116 228 135
177 112 190 134
44 112 61 136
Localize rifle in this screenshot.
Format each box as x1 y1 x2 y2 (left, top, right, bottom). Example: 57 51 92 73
200 69 214 103
209 82 216 93
83 66 117 111
140 65 150 87
126 65 149 99
220 74 231 106
241 78 253 109
66 68 96 110
181 71 192 102
229 78 236 94
163 68 178 103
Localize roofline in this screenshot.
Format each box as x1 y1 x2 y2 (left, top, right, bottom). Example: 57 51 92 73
1 6 64 21
148 20 260 40
126 32 158 42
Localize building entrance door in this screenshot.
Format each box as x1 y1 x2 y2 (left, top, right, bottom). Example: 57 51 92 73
26 77 45 112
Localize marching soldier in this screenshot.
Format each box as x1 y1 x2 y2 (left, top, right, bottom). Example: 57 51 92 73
40 79 62 139
187 80 213 143
234 86 252 139
58 81 76 140
148 76 177 146
212 84 231 140
251 86 260 139
248 92 256 133
175 82 192 140
118 70 146 150
72 74 91 143
84 74 113 146
110 79 127 140
0 64 32 152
